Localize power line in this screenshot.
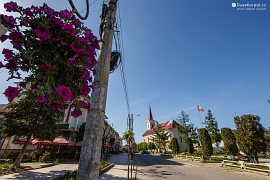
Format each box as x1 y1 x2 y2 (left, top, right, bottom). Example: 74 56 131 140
115 0 131 115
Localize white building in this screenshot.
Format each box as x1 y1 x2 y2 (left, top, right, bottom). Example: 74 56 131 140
142 106 186 151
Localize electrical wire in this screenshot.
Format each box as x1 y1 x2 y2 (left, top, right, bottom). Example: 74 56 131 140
68 0 89 20
115 0 131 115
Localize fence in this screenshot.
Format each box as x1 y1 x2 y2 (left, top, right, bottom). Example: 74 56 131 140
221 160 270 176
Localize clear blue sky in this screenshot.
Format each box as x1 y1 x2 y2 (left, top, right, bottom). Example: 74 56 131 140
0 0 270 143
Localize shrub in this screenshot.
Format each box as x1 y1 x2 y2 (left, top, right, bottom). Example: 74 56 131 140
198 128 213 158
185 137 194 154
221 128 239 156
39 151 51 163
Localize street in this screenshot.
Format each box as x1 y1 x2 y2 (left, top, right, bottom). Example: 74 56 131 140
135 154 269 180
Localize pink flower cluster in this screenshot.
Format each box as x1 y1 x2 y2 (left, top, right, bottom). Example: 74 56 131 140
1 2 99 117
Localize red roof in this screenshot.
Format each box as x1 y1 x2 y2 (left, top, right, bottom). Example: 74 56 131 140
142 120 179 137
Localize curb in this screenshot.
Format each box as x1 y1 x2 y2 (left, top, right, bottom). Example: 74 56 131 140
99 163 115 175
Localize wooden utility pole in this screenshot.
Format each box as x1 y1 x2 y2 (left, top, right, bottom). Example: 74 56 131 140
76 0 117 179
0 23 7 36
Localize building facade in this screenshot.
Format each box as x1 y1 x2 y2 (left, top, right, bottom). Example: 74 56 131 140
142 106 186 151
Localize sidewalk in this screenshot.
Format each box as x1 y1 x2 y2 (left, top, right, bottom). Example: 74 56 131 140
0 163 78 179
0 154 130 179
99 153 130 180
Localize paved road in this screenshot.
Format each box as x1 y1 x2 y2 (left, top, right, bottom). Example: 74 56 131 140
135 154 269 180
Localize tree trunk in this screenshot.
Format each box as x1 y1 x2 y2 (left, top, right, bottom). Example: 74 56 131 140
14 134 32 167
253 154 259 163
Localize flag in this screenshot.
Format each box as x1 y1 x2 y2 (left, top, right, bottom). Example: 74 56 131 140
267 99 270 104
197 105 204 112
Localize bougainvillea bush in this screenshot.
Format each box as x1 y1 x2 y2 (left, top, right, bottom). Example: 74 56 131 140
0 2 99 117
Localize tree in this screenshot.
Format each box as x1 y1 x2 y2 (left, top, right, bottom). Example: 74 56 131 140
220 128 239 156
148 142 156 152
185 137 194 154
234 114 267 163
204 109 221 147
137 142 148 152
2 97 62 167
151 126 170 152
176 111 192 137
122 130 134 144
169 137 180 154
198 128 213 158
189 125 199 145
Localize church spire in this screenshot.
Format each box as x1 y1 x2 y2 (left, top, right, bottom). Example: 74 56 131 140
148 105 153 121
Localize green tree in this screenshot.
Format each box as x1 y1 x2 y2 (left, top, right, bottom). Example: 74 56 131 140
220 128 239 156
137 142 148 152
185 137 194 154
2 97 62 167
151 126 170 152
204 109 221 147
189 125 199 145
169 137 180 154
234 114 267 163
148 142 156 152
122 130 134 144
176 111 192 137
198 128 213 158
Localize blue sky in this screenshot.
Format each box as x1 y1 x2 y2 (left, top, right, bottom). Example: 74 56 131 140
0 0 270 142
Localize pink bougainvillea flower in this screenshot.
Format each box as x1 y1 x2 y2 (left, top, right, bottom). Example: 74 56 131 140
84 102 90 112
70 42 77 52
9 31 22 41
81 70 90 81
0 35 8 42
38 64 53 72
78 37 90 43
19 82 27 88
5 58 18 69
71 109 82 118
63 24 76 36
43 4 54 16
0 15 16 28
2 49 13 59
73 18 81 28
13 43 23 50
56 85 73 101
50 103 64 111
68 55 78 65
59 9 73 19
34 26 51 41
23 7 33 16
93 67 97 75
36 96 47 103
3 86 20 102
4 1 18 12
79 83 90 96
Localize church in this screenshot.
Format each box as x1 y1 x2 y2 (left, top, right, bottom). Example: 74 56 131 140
142 106 186 151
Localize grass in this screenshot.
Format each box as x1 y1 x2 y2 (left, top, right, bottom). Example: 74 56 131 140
0 164 22 176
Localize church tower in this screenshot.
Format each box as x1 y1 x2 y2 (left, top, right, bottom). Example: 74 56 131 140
147 105 155 130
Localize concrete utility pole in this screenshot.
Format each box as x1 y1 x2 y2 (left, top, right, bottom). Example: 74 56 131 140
76 0 117 179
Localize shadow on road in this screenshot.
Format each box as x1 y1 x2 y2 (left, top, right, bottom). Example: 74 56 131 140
135 154 183 166
8 170 72 180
